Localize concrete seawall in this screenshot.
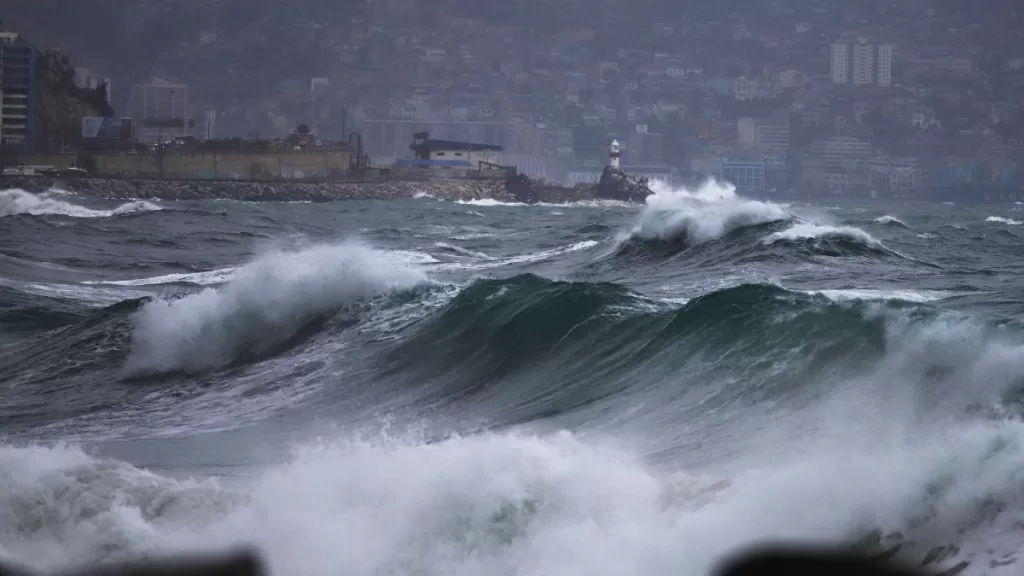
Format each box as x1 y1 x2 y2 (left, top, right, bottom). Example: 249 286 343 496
13 150 353 181
94 149 352 180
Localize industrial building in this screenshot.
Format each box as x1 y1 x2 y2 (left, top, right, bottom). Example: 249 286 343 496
406 131 504 168
128 77 190 144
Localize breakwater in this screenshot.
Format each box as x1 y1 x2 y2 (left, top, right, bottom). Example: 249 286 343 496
0 175 520 202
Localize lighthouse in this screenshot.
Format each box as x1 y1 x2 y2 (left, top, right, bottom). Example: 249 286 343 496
608 139 621 169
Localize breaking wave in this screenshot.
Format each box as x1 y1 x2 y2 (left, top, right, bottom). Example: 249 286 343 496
874 215 909 228
0 189 161 218
764 222 881 246
630 180 788 244
4 418 1024 576
986 216 1022 226
123 242 427 376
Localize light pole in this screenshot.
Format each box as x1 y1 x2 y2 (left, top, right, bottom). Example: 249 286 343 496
169 89 175 143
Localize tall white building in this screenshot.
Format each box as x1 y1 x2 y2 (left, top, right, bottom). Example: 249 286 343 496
829 38 893 87
830 42 849 84
851 38 874 85
876 43 894 87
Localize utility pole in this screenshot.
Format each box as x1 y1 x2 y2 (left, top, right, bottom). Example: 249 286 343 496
341 106 347 144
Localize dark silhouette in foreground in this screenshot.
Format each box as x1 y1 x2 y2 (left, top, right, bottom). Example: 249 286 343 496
0 545 956 576
716 545 961 576
0 550 264 576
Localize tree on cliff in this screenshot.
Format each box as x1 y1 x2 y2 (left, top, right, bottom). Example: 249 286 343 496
90 83 115 118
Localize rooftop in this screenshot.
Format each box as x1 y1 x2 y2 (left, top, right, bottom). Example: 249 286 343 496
411 138 504 153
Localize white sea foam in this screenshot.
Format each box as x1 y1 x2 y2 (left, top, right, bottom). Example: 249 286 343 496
873 215 908 227
432 240 599 272
631 180 789 244
0 189 161 218
986 216 1022 226
806 288 950 303
82 268 238 287
763 222 880 246
2 418 1024 576
455 198 528 207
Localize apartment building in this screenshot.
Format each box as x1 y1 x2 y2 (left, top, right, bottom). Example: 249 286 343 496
876 43 894 87
851 38 874 85
0 27 36 151
812 136 874 169
830 37 894 87
738 111 791 154
830 42 849 85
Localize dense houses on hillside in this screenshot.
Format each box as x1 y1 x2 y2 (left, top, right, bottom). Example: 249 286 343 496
8 0 1024 195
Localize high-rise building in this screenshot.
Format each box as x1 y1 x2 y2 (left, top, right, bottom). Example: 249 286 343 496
829 38 894 87
0 27 36 152
876 43 894 87
830 42 849 84
851 37 874 85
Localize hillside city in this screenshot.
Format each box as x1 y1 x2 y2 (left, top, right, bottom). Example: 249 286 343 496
3 0 1024 197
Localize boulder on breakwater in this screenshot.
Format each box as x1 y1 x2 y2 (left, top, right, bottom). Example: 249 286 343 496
503 168 652 204
0 175 515 203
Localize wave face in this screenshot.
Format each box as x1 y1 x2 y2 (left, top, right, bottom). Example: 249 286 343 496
124 241 427 376
2 185 1024 576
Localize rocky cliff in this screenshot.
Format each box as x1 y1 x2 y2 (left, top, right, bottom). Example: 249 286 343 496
32 51 114 152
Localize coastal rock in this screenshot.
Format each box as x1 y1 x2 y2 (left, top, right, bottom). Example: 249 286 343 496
503 167 652 204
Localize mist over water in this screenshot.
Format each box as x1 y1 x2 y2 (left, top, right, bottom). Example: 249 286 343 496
2 185 1024 575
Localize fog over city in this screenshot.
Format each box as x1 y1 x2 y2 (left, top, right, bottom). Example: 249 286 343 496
3 0 1021 195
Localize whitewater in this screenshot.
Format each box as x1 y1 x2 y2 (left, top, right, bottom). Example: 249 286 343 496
1 183 1024 576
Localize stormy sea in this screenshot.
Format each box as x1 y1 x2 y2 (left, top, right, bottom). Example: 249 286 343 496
1 182 1023 576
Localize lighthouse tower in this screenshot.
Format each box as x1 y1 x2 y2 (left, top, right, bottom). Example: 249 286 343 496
608 139 621 169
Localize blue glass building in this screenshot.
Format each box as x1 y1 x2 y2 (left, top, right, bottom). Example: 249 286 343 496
721 157 766 194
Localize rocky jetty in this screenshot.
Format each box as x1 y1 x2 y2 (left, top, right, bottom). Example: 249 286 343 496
2 169 656 205
0 175 513 203
594 165 654 203
503 167 653 204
